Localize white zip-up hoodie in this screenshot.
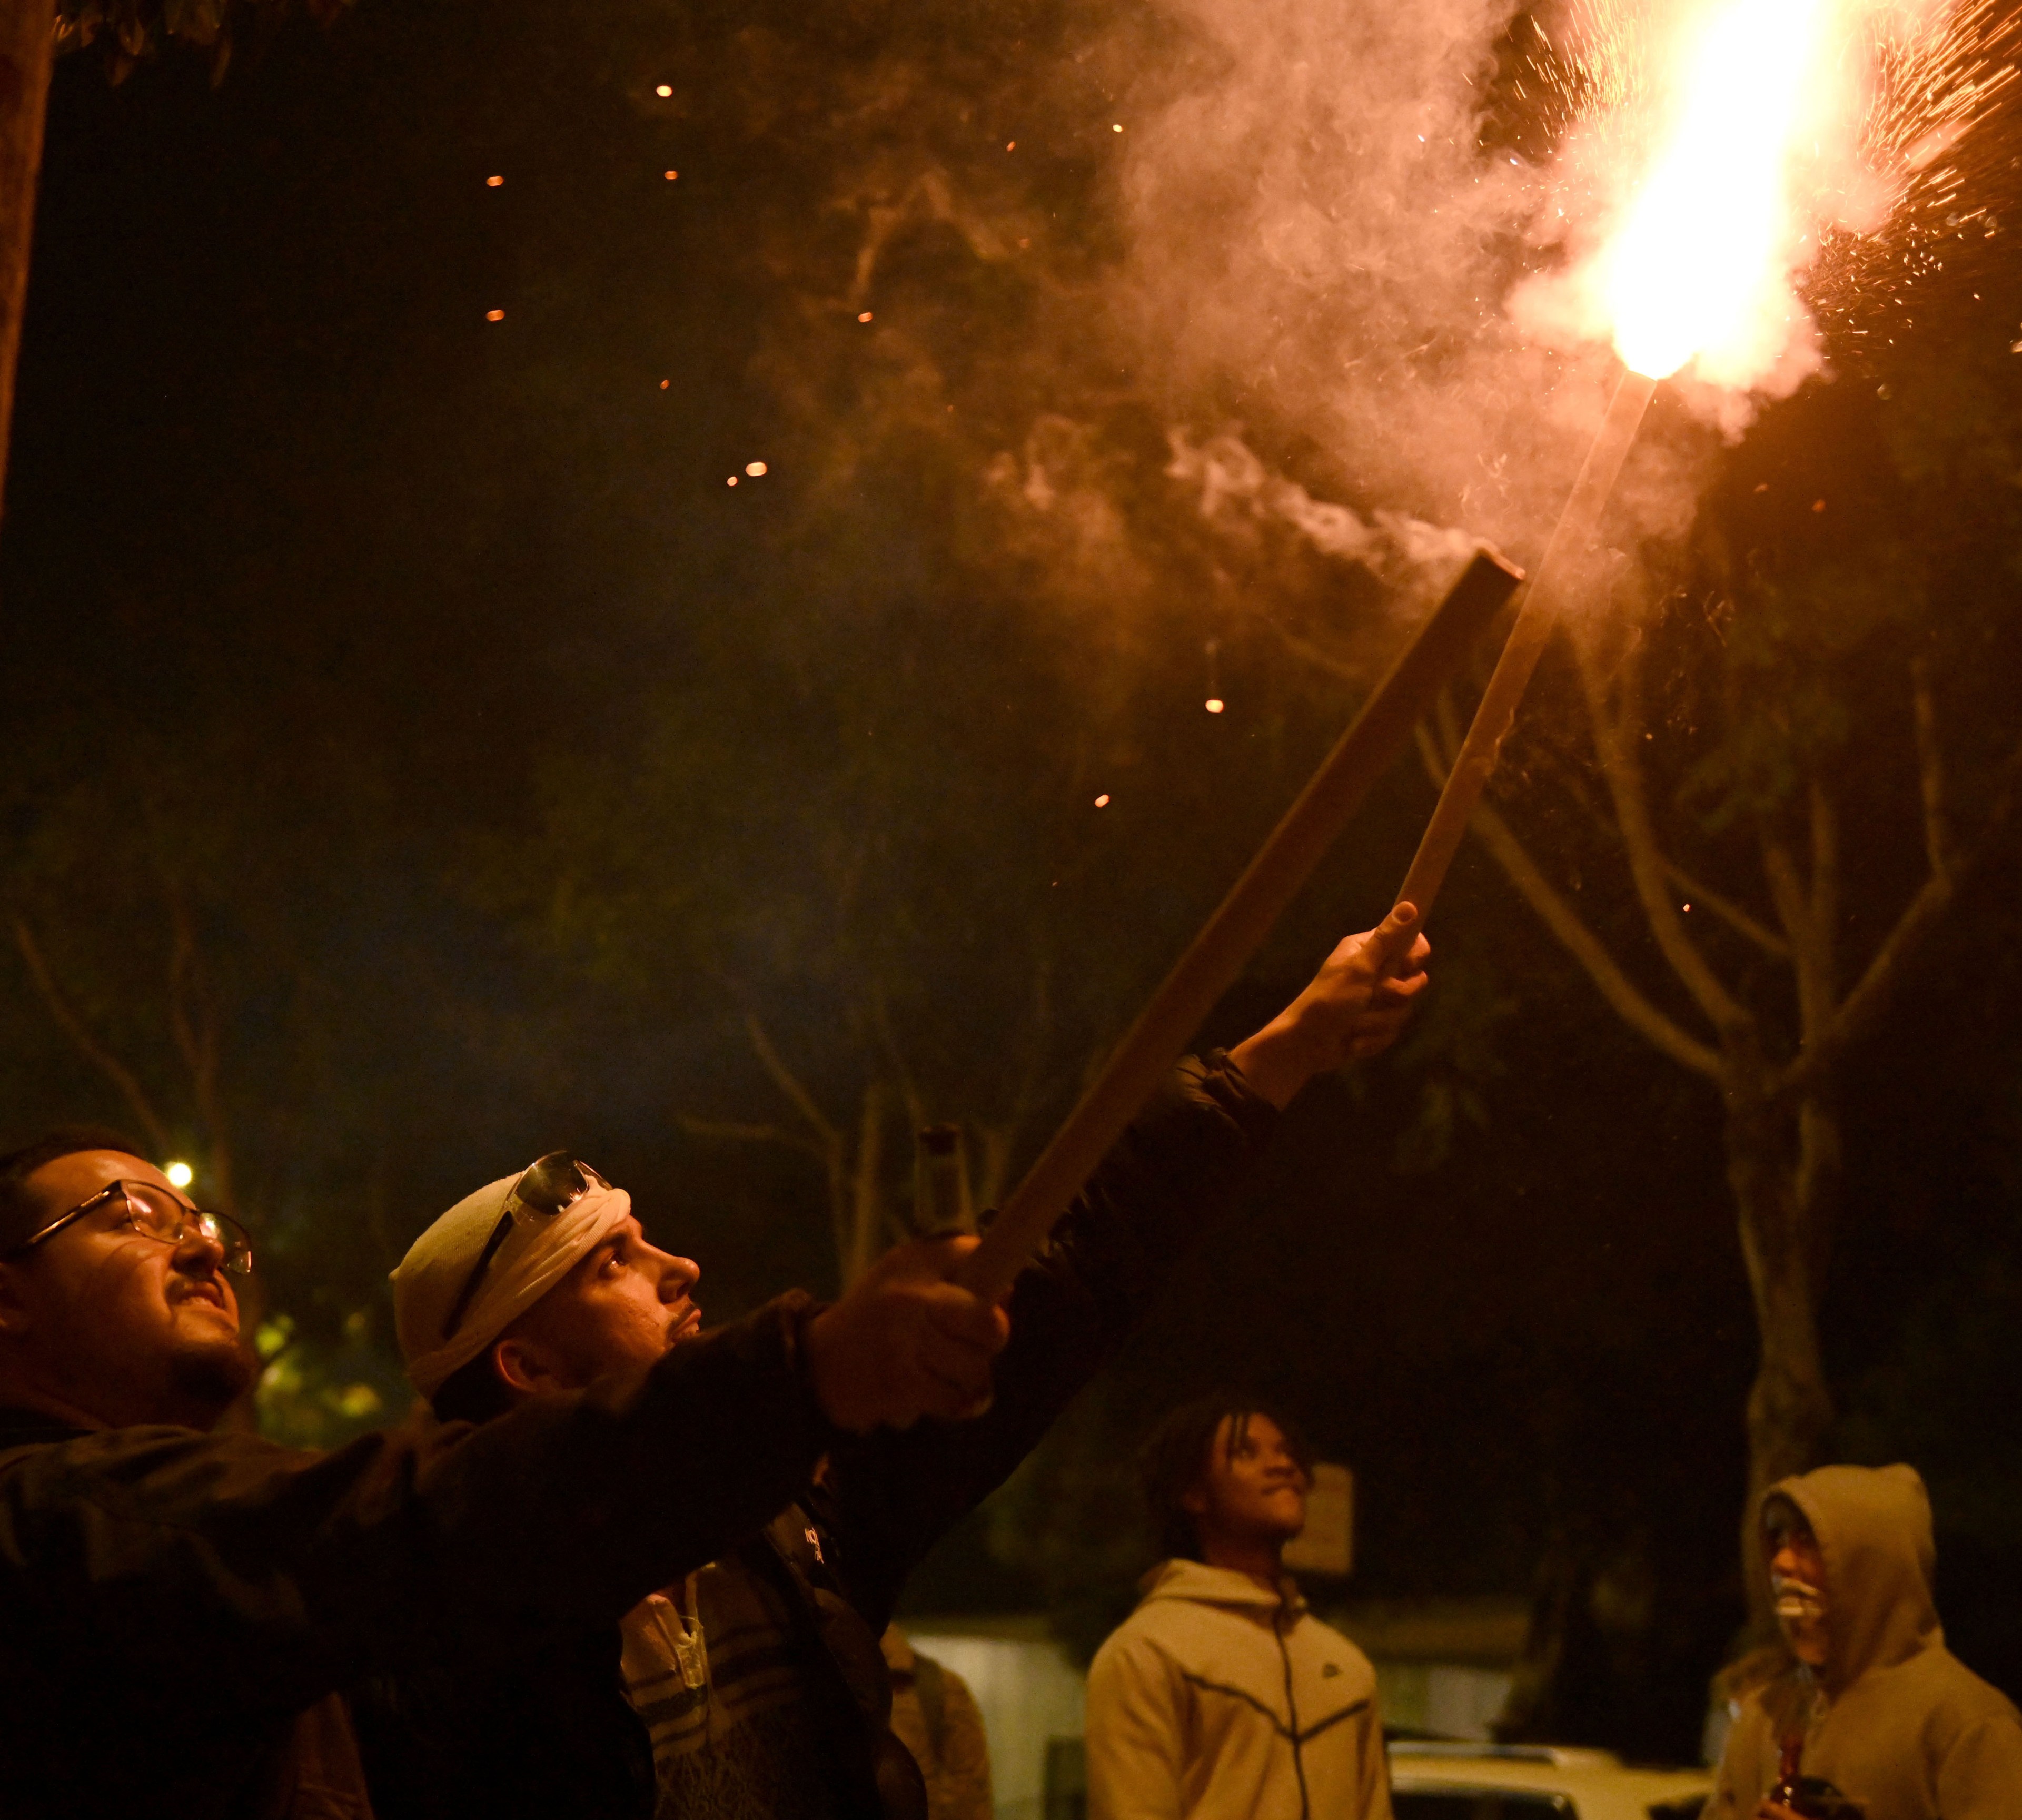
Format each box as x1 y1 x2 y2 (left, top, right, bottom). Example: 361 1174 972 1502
1085 1560 1391 1820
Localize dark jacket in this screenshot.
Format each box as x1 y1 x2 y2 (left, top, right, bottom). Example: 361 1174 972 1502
357 1053 1277 1820
0 1288 836 1818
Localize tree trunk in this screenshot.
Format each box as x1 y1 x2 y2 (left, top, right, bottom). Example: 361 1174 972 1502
1724 1072 1841 1632
0 0 51 522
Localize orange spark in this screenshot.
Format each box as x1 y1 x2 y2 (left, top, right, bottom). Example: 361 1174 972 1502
485 175 504 188
485 309 505 322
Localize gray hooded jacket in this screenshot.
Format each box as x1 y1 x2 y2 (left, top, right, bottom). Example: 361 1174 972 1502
1709 1463 2022 1820
1085 1560 1390 1820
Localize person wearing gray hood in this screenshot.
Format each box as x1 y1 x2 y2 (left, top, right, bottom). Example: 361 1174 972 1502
1709 1462 2022 1820
1085 1394 1389 1820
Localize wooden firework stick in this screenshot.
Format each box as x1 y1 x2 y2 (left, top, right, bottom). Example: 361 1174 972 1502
958 547 1524 1301
1394 368 1659 917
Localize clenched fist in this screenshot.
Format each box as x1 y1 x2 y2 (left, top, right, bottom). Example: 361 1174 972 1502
804 1235 1010 1433
1228 902 1431 1109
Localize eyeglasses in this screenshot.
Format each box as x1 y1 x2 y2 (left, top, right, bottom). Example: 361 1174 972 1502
11 1180 254 1277
438 1151 608 1339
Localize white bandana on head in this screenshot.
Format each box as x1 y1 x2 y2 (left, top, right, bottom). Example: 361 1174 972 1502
392 1169 635 1399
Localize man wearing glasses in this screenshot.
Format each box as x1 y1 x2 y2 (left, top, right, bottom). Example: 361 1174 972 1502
0 1125 1021 1818
362 906 1431 1820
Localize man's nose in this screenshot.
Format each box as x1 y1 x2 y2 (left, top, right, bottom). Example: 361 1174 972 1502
655 1251 701 1299
173 1224 228 1272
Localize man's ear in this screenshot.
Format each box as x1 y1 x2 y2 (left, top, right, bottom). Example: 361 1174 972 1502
491 1333 561 1398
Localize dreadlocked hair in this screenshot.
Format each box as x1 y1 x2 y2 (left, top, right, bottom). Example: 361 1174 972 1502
1139 1391 1316 1563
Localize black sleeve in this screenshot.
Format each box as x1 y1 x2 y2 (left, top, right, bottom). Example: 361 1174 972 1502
814 1051 1277 1624
0 1292 832 1724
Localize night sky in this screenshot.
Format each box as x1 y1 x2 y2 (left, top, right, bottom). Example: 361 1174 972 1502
6 0 2021 1760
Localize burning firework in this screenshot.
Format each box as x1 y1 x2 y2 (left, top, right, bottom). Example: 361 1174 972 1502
1402 0 2022 918
1528 0 2022 373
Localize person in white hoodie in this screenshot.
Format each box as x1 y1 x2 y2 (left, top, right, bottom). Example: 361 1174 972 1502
1085 1394 1391 1820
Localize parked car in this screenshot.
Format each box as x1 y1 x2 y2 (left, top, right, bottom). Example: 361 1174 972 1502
1389 1740 1711 1820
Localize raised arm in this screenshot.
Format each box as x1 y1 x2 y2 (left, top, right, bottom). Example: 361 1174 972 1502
0 1293 834 1723
816 906 1431 1620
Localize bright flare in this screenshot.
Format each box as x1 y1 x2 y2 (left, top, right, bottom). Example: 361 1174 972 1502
164 1161 194 1190
1601 0 1833 380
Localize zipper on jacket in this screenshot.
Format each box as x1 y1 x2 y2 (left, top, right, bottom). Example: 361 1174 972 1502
1276 1594 1311 1820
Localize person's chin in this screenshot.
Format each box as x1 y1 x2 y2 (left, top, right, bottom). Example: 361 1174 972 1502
167 1331 257 1417
171 1298 241 1342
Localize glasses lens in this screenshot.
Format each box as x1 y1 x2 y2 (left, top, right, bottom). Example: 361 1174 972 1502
124 1185 253 1277
193 1211 255 1277
513 1152 604 1218
123 1184 187 1242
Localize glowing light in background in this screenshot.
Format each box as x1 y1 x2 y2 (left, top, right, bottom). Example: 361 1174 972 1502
164 1161 194 1190
655 83 672 97
485 174 504 188
1205 698 1225 714
745 460 768 477
858 311 874 322
1093 793 1111 807
485 309 505 322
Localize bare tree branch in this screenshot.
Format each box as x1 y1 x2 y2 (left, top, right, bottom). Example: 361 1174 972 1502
1759 806 1835 1054
1659 858 1790 958
868 983 927 1134
1808 778 1840 1010
10 916 173 1155
1782 723 2022 1095
675 1113 822 1155
1577 636 1753 1038
1412 727 1724 1078
1434 664 1786 965
742 1010 842 1149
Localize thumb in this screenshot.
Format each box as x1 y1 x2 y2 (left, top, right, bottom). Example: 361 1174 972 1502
1369 901 1422 967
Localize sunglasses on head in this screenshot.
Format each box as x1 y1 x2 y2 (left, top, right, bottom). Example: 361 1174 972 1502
438 1151 609 1340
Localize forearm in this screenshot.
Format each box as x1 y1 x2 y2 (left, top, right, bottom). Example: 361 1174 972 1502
0 1293 832 1712
1230 1011 1330 1110
822 1054 1276 1616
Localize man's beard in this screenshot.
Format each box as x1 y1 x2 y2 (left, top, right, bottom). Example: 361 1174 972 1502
168 1334 257 1421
